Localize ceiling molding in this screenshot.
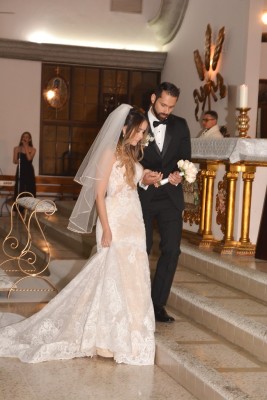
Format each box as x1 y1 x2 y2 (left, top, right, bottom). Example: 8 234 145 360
148 0 189 45
0 38 167 71
110 0 142 13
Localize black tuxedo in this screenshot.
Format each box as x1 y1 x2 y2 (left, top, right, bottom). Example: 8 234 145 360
138 113 191 309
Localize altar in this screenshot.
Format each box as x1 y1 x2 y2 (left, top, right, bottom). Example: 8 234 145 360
183 138 267 256
191 138 267 163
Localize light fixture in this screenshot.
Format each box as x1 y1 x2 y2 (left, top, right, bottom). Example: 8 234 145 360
43 68 68 109
262 11 267 25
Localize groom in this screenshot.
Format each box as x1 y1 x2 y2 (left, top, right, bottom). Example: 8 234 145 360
138 82 191 323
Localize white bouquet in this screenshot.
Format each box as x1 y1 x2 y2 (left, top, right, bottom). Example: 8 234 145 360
158 159 198 186
177 159 198 183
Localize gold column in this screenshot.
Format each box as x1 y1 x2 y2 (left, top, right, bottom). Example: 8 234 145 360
215 168 239 254
224 170 238 242
198 169 207 234
198 162 219 248
236 167 256 255
202 170 216 237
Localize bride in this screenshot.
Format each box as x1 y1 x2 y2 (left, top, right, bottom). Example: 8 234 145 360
0 105 162 365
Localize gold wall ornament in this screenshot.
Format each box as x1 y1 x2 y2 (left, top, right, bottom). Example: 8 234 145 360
193 24 227 121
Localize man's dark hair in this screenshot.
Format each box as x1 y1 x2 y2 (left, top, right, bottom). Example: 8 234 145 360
204 110 218 120
154 82 180 100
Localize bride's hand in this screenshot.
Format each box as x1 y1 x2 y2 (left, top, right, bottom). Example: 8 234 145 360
101 227 112 247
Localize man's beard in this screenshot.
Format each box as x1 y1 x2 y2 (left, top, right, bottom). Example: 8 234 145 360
152 103 169 121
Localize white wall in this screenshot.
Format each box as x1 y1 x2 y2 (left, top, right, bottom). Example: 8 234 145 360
0 58 41 176
162 0 264 139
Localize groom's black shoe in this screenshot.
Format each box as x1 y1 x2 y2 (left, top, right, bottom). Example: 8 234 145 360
154 307 175 323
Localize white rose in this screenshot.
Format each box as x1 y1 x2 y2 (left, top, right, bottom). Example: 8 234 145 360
183 160 190 169
177 159 184 169
188 165 197 176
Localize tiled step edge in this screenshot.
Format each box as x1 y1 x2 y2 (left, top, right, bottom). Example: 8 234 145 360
180 241 267 303
38 214 95 258
155 335 252 400
54 200 76 218
168 285 267 363
0 259 86 303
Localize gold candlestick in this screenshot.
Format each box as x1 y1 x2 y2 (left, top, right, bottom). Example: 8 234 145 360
236 107 251 138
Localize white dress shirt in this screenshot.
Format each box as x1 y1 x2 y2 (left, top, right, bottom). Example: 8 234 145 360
148 108 166 152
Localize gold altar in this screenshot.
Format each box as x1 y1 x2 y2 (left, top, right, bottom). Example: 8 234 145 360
183 138 267 256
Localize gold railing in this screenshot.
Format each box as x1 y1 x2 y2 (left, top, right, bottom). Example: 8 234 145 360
183 159 267 256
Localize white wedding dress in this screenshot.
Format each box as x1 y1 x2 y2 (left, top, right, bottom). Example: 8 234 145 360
0 161 155 365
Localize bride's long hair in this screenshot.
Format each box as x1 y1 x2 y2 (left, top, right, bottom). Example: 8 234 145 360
69 104 147 233
116 107 148 188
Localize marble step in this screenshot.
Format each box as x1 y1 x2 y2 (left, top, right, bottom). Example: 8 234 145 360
0 259 86 303
0 215 86 263
167 264 267 364
38 212 95 259
0 211 90 298
179 241 267 303
54 199 76 218
155 306 264 400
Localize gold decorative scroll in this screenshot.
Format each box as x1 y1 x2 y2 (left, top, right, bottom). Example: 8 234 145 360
193 24 226 120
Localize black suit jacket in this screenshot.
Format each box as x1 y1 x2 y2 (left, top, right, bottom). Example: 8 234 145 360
138 114 191 211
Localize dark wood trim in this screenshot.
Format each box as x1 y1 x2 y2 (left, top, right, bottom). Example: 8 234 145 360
0 175 81 200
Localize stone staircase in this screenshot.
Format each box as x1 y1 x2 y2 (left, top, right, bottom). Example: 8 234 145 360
1 200 267 399
152 244 267 400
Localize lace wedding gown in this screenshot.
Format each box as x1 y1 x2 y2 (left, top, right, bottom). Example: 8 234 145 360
0 161 155 365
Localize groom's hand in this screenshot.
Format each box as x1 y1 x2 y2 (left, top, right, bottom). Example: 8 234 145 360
142 171 163 186
168 171 182 186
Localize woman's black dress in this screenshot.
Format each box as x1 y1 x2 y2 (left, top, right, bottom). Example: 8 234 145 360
14 152 36 199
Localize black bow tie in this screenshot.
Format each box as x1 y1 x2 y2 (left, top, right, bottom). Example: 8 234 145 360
153 119 168 128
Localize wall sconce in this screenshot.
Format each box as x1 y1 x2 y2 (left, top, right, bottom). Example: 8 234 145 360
262 11 267 25
43 68 68 109
193 24 227 121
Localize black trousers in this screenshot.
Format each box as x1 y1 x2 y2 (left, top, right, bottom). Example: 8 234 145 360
142 196 183 309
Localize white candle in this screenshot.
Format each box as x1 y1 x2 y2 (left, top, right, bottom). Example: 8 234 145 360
238 84 248 108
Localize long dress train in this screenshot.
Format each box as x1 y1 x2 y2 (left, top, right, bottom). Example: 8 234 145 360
0 161 155 365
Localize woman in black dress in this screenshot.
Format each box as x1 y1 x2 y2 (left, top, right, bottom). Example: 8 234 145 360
13 131 36 199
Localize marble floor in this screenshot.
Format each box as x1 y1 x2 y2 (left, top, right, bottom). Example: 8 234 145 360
0 356 197 400
1 207 267 399
0 214 196 400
